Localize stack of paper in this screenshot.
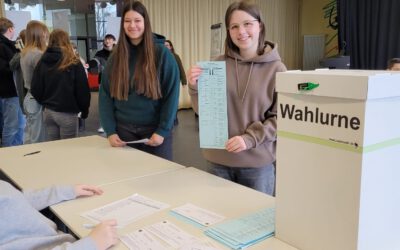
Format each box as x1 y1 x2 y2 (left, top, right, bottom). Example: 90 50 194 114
81 194 169 227
121 220 221 250
171 203 225 227
204 208 275 249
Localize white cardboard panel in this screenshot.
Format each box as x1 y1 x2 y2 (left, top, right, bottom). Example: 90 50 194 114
275 70 400 250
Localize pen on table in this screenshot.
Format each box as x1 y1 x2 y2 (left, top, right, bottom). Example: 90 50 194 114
23 151 41 157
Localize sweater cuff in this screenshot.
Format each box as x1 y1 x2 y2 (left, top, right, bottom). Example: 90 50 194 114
241 134 256 149
188 85 198 94
54 185 77 200
155 127 169 138
72 237 98 250
105 130 117 138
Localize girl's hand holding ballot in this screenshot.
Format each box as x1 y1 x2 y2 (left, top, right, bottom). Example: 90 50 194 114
107 134 127 147
187 65 203 88
145 133 164 147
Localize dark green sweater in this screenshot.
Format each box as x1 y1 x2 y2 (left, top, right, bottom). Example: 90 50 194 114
98 35 180 137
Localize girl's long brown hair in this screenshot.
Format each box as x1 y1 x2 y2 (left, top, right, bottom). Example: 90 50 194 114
22 20 48 56
47 29 80 71
110 0 161 101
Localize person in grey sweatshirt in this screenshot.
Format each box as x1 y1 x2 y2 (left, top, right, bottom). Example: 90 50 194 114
0 180 118 250
187 1 286 195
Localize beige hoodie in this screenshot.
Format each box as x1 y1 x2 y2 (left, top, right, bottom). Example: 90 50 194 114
189 41 286 168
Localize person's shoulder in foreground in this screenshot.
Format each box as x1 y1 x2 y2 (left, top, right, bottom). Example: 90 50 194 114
0 180 118 250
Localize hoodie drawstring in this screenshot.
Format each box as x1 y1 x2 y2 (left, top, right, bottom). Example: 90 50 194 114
235 58 254 103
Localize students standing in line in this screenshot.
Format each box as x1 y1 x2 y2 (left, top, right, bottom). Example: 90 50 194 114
0 180 118 249
98 0 180 160
20 20 49 144
187 1 286 195
31 29 91 141
0 17 26 147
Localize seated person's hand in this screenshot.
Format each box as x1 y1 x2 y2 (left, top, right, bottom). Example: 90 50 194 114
108 134 126 147
145 133 164 147
89 220 118 250
74 185 103 197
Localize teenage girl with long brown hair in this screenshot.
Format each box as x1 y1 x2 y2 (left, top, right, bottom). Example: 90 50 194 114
98 0 180 160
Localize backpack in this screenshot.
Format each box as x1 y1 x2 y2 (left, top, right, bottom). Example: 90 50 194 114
88 56 107 74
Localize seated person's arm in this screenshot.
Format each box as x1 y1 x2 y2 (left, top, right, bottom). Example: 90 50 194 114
23 185 103 211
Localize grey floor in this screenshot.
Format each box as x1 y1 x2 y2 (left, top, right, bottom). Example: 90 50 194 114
80 91 208 171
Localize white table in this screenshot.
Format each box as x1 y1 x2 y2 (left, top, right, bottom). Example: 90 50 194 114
51 167 298 250
0 135 185 190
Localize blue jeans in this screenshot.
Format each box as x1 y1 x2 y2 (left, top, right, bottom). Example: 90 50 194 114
208 162 276 196
117 121 173 161
1 97 26 147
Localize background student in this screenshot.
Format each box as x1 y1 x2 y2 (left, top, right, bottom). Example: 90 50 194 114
93 34 115 133
165 39 187 86
387 58 400 71
187 1 286 195
0 180 118 249
20 20 49 143
31 29 91 141
165 39 187 125
0 17 26 147
9 29 26 116
94 33 116 67
98 0 180 160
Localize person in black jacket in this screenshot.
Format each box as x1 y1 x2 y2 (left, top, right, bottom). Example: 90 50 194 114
0 17 25 147
31 29 90 141
93 33 115 83
94 34 115 64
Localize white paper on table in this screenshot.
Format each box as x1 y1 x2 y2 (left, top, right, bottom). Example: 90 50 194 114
120 228 167 250
125 138 149 144
145 220 199 249
197 61 228 149
81 194 169 227
179 238 222 250
172 203 225 226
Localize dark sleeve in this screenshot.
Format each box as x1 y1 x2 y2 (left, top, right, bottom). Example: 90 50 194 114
0 45 14 72
156 47 180 137
74 63 91 119
9 53 27 112
30 61 45 103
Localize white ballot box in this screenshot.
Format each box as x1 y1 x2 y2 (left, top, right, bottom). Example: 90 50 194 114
275 70 400 250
